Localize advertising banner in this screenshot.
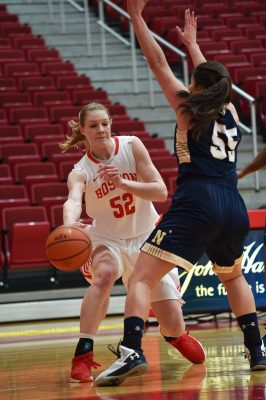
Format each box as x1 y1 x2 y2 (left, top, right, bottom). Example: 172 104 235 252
180 228 265 314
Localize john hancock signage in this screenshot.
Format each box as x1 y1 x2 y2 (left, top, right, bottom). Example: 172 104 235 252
179 229 265 314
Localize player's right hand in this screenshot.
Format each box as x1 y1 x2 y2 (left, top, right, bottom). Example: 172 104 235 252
98 164 123 187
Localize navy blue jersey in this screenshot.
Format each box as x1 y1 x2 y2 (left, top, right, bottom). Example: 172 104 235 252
175 108 240 186
141 107 249 271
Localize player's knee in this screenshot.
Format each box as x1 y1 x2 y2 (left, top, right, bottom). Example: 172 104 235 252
93 268 119 289
127 272 139 288
92 261 119 288
91 248 119 287
127 269 155 291
216 264 243 283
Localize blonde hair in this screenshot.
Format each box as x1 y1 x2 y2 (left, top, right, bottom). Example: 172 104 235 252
59 102 111 152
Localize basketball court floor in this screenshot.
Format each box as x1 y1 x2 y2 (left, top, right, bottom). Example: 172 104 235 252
1 315 265 400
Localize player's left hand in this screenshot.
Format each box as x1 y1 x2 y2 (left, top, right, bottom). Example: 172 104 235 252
176 9 197 48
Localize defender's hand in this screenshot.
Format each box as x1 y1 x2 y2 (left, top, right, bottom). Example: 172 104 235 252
176 9 197 47
127 0 149 17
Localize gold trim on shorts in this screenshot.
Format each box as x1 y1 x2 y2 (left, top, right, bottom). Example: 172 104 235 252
213 255 243 273
175 128 191 164
141 243 193 272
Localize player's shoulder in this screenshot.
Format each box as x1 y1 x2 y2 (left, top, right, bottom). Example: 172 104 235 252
225 103 239 125
75 151 88 166
72 153 89 175
116 135 142 150
115 134 134 143
67 167 86 184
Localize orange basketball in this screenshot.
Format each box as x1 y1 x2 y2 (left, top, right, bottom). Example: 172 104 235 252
46 225 92 271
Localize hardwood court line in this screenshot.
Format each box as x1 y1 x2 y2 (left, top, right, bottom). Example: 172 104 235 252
0 322 124 338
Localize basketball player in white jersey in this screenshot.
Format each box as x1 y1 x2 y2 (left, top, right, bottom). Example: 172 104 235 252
61 102 205 383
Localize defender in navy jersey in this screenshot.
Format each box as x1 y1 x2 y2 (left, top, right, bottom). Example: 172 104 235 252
175 108 241 183
97 3 266 386
142 107 249 271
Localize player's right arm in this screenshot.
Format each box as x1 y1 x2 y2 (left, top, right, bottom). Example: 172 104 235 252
98 137 168 202
63 169 86 225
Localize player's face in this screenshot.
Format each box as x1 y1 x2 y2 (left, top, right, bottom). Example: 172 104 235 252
81 110 112 147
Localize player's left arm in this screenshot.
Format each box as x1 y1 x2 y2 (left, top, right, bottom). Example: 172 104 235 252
176 9 206 68
98 137 168 202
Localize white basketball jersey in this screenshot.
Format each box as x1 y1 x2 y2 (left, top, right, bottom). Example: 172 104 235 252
74 136 159 239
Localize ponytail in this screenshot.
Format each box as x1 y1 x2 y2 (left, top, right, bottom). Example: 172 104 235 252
178 62 232 140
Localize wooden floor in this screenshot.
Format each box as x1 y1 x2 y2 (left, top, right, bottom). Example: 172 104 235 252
0 316 265 400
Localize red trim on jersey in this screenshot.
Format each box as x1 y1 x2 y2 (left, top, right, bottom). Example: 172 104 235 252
86 149 100 164
113 135 119 155
86 136 120 164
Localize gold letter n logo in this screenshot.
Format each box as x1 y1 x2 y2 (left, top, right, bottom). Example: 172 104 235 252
151 230 167 245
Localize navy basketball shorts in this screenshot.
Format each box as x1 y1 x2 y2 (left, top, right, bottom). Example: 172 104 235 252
141 179 250 273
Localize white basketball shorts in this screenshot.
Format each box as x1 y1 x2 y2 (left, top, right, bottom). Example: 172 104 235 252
81 225 182 303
